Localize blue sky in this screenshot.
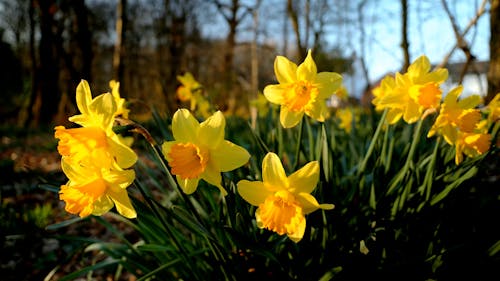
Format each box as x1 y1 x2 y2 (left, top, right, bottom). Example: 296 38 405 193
202 0 490 97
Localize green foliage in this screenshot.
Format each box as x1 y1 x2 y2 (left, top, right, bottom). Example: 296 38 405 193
47 105 500 280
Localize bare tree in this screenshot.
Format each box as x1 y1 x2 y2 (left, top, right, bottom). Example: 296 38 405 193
401 0 410 72
113 0 127 87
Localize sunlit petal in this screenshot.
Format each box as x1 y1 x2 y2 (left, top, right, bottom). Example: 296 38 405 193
177 176 199 194
237 180 271 206
288 161 319 194
107 186 137 219
297 50 317 81
274 56 297 84
297 192 334 214
172 109 199 142
280 106 303 128
199 111 225 148
315 72 342 99
262 152 288 189
263 84 286 104
210 140 250 172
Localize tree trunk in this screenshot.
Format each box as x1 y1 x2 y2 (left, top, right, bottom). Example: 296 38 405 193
287 0 306 61
74 0 92 81
35 0 60 125
487 0 500 104
113 0 127 92
401 0 410 72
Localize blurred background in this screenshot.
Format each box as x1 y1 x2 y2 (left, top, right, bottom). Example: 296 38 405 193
0 0 498 280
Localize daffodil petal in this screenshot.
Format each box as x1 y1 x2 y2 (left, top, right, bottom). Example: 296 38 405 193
107 187 137 219
274 56 297 84
263 84 286 104
237 180 271 206
103 168 135 189
76 80 93 116
199 111 225 148
297 192 334 215
89 93 116 130
458 94 481 109
92 195 114 216
177 176 199 194
61 157 93 182
280 106 303 128
306 101 327 122
108 136 138 169
288 161 319 194
172 109 199 142
201 164 227 195
287 218 306 243
315 72 342 99
210 140 250 172
262 152 288 189
297 50 317 81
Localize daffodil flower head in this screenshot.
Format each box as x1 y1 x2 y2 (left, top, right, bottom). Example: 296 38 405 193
264 49 343 128
59 157 136 218
455 131 491 165
162 109 250 195
109 80 130 119
54 125 137 169
237 152 334 242
68 80 117 132
486 93 500 123
374 56 448 124
427 86 482 145
176 72 202 104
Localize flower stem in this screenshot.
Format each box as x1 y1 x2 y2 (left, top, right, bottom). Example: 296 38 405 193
358 109 388 175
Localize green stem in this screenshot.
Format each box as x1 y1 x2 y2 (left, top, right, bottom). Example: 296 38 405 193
293 117 304 171
403 118 425 172
358 109 388 175
424 136 441 201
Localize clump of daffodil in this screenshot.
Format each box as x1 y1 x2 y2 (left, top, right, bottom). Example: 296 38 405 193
237 152 334 242
162 109 250 195
372 55 448 124
263 50 343 128
55 79 137 218
427 86 491 164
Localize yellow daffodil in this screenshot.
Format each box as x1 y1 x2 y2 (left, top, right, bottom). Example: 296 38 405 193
336 108 354 133
237 152 334 242
54 125 137 169
176 72 202 110
487 93 500 123
60 80 137 168
162 109 250 195
109 80 130 119
263 50 342 128
455 131 491 165
374 56 448 124
428 86 482 145
59 157 136 218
